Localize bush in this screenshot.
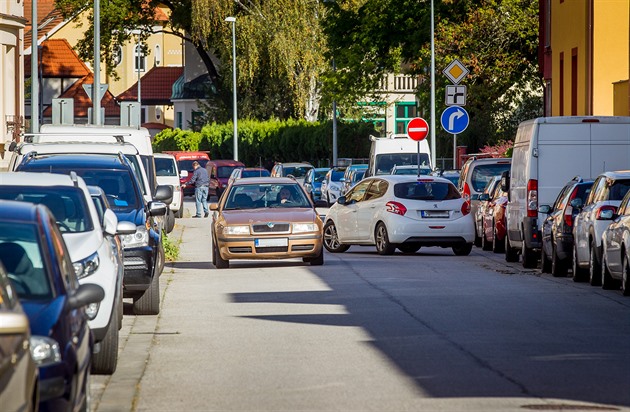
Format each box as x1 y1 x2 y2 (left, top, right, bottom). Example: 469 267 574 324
162 232 180 262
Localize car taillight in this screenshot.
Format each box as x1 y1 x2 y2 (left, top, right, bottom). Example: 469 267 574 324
463 182 471 203
564 188 579 227
461 201 471 216
527 179 538 217
386 201 407 216
596 205 617 220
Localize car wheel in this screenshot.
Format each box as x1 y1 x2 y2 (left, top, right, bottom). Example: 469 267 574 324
375 222 395 255
623 253 630 296
91 302 119 375
474 226 482 248
551 243 568 277
398 244 421 254
323 221 350 253
492 224 504 253
572 245 588 282
165 209 175 233
214 241 229 269
452 243 473 256
589 237 602 286
521 241 538 269
304 249 324 266
541 244 551 273
481 222 492 251
505 235 519 262
601 252 618 290
175 206 183 218
133 272 160 315
212 238 217 266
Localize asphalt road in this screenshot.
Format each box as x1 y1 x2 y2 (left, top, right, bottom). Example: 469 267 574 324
91 199 630 411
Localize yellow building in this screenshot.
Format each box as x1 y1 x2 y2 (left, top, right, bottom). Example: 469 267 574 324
543 0 630 116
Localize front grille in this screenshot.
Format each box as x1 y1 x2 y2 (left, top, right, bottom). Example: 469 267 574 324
229 247 252 253
255 247 289 253
291 244 314 251
252 223 290 233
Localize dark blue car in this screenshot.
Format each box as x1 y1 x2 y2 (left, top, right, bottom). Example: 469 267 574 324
0 200 104 412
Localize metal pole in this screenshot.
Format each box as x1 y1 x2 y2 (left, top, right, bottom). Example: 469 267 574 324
417 141 421 177
137 35 141 126
332 59 337 166
31 0 39 133
453 134 457 169
231 19 238 161
430 0 436 169
93 0 101 125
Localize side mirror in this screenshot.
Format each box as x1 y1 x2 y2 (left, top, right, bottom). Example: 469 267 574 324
154 185 174 205
8 141 17 152
116 220 137 235
179 170 189 178
478 193 490 201
210 202 219 211
67 283 104 310
538 204 552 214
148 201 167 216
599 209 615 220
500 170 510 193
103 209 118 236
570 198 583 209
337 196 346 205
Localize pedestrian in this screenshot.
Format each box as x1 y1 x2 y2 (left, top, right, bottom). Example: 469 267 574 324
186 160 210 218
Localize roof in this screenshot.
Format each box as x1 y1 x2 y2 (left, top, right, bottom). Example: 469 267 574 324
117 66 184 105
19 153 132 171
42 74 120 117
24 0 65 51
25 39 90 78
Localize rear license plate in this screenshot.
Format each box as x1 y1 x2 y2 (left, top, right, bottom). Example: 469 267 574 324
255 238 289 247
421 210 449 218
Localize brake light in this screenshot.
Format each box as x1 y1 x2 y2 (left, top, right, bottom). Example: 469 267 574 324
527 179 538 217
386 201 407 216
596 205 617 220
461 201 471 216
564 188 579 227
463 182 471 203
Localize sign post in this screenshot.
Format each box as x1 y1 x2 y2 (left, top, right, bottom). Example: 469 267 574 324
406 117 429 177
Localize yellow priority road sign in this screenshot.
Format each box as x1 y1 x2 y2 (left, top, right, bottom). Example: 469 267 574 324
443 59 469 85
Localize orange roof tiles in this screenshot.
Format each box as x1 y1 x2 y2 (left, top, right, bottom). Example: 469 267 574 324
42 74 120 118
117 66 184 104
24 0 65 51
25 39 90 78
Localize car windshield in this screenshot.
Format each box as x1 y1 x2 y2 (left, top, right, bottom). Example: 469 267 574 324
375 153 431 175
155 157 177 177
393 167 431 175
394 181 461 201
0 186 93 233
224 184 311 210
178 159 208 171
470 163 512 192
353 171 365 182
242 169 270 178
0 223 53 300
283 166 311 178
314 170 327 182
331 171 345 181
218 166 242 178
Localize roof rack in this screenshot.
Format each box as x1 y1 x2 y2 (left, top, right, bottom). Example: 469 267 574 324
70 171 79 188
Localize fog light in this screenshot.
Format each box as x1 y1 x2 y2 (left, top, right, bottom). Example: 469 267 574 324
30 336 61 365
85 302 100 320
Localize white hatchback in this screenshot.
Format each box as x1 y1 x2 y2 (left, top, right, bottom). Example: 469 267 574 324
323 175 475 255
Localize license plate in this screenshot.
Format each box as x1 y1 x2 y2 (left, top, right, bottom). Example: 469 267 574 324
421 210 449 218
255 238 288 247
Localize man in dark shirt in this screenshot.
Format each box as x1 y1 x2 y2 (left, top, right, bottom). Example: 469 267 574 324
187 161 210 217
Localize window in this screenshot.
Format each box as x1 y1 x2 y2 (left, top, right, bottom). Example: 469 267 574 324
176 112 183 129
347 180 371 203
395 102 418 134
134 44 146 72
364 179 388 201
113 46 123 66
191 111 204 131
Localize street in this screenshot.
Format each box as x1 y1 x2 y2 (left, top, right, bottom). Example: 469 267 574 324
91 199 630 412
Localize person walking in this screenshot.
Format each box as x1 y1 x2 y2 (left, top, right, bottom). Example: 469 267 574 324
187 161 210 218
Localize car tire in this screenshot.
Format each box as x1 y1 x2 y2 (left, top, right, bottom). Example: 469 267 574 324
452 243 473 256
165 209 175 233
212 238 217 266
601 252 617 290
551 243 568 277
589 237 602 286
623 253 630 296
474 228 482 248
572 245 588 282
91 303 119 375
492 224 504 253
175 207 183 218
398 244 421 254
323 221 350 253
505 235 519 262
375 222 395 255
481 223 492 251
214 241 229 269
304 249 324 266
133 273 160 315
541 244 551 273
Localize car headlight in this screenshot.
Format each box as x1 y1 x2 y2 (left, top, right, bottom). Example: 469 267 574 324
73 251 100 279
85 302 100 320
224 225 250 235
292 223 318 233
121 226 149 248
30 336 61 366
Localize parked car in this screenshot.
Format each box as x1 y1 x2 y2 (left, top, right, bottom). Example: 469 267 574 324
390 164 432 176
0 200 104 412
572 171 630 284
364 134 432 177
600 189 630 295
539 176 594 276
431 169 461 185
303 167 329 202
163 151 210 197
476 176 503 251
341 164 368 195
15 153 169 316
227 167 270 186
458 156 512 247
210 177 324 268
206 159 246 199
0 260 39 412
270 162 314 186
0 172 131 374
323 175 474 256
321 166 347 206
154 153 184 220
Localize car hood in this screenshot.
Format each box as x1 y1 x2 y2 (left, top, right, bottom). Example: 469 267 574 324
22 297 66 337
222 208 317 225
63 231 103 262
114 208 145 226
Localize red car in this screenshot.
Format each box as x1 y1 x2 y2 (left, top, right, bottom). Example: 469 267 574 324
205 159 245 199
164 151 210 197
478 177 508 253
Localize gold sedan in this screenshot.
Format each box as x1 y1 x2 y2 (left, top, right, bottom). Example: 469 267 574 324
210 177 324 268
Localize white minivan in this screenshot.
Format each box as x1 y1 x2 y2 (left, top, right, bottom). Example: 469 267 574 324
364 134 432 178
502 116 630 268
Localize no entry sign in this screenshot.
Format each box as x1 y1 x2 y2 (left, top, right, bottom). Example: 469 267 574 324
406 117 429 141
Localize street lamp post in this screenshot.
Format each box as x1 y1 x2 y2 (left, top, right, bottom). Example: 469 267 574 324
430 0 436 169
225 17 238 161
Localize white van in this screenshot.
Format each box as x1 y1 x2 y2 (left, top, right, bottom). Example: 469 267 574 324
502 116 630 268
364 134 432 178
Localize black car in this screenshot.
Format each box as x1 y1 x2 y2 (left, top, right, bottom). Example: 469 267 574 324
0 200 104 412
16 153 171 315
539 176 594 277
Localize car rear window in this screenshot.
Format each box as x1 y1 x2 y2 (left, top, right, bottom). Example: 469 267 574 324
155 157 178 177
375 153 431 175
394 181 461 201
178 159 209 171
242 169 270 178
608 180 630 201
470 163 512 192
283 166 312 178
331 171 345 181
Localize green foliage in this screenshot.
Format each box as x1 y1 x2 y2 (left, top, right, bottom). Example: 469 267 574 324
162 232 180 262
153 120 377 166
